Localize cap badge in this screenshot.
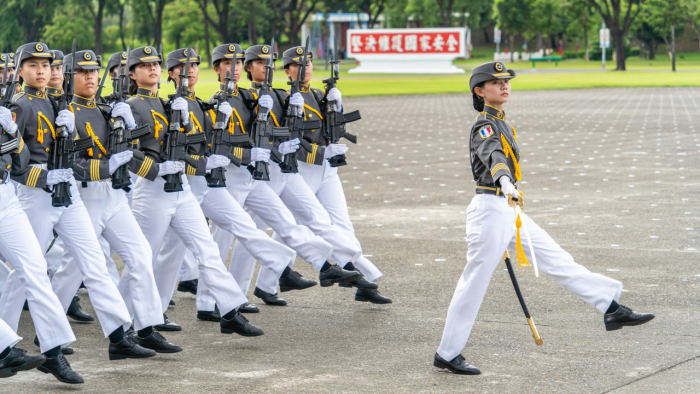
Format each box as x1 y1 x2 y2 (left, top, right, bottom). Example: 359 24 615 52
144 47 152 54
84 52 92 61
262 46 269 54
296 47 303 55
229 45 236 52
121 52 127 60
495 63 504 72
35 43 44 52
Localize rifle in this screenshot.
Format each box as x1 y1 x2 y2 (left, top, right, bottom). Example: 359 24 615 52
160 47 206 192
108 47 151 191
205 71 247 188
48 39 95 207
94 56 110 104
248 38 289 181
321 51 360 167
279 36 319 174
0 51 20 155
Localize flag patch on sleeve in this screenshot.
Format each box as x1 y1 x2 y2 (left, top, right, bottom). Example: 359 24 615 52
479 125 493 139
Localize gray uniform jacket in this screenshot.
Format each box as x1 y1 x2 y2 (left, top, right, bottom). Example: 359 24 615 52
297 86 326 166
9 85 77 189
164 90 209 176
469 104 521 187
70 95 152 182
208 85 255 166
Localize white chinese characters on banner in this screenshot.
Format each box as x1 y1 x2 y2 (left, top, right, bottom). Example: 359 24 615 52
346 28 466 74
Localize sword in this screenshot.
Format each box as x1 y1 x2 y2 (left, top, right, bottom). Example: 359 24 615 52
503 250 543 346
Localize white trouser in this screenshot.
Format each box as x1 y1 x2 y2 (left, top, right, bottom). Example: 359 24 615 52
212 163 333 293
179 252 199 282
0 262 10 299
52 182 163 331
154 175 295 312
297 160 382 281
251 162 362 290
131 174 247 316
0 318 21 353
0 182 76 352
47 236 119 285
1 176 131 339
437 194 623 361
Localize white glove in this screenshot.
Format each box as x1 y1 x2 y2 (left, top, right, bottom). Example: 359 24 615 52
55 110 75 134
323 143 348 159
0 106 17 134
327 88 342 112
498 175 519 200
108 150 133 175
289 93 304 118
157 160 185 176
111 102 137 130
206 154 230 170
257 95 273 112
46 169 72 186
250 147 270 163
215 101 232 126
278 138 300 155
171 97 190 125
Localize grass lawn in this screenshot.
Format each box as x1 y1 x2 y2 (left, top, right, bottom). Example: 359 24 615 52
98 50 700 99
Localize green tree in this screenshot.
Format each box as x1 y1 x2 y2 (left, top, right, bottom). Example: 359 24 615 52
0 0 59 50
494 0 533 60
690 0 700 54
644 0 688 71
565 0 598 60
131 0 173 49
41 1 95 52
586 0 644 71
163 0 205 52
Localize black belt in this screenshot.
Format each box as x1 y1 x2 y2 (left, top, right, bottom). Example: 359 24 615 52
475 182 505 198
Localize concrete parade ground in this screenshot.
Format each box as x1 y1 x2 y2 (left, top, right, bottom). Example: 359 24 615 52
4 88 700 393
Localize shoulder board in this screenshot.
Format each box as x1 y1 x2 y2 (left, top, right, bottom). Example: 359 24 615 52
12 92 26 103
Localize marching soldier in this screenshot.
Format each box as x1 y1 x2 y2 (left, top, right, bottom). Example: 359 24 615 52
274 45 391 304
226 44 370 302
49 49 182 354
207 43 359 307
0 53 19 95
151 47 297 323
124 46 263 336
433 62 655 375
101 51 127 105
46 50 64 97
1 43 156 375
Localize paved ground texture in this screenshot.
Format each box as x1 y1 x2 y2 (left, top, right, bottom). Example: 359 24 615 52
5 88 700 393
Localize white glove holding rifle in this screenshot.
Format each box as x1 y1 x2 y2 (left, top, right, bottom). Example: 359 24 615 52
323 143 348 159
327 88 342 112
278 138 300 155
289 93 304 118
0 106 17 134
108 151 133 175
250 147 271 164
215 101 232 126
158 160 185 176
171 97 190 125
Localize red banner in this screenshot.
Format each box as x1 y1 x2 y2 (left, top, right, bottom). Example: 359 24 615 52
348 31 462 55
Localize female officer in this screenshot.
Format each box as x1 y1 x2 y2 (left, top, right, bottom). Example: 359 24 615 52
433 62 655 375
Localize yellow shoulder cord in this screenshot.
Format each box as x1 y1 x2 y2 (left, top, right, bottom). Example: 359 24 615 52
303 104 323 120
507 191 529 268
36 112 55 144
500 133 521 181
188 111 202 135
511 126 518 142
151 110 169 140
231 108 245 134
85 122 107 157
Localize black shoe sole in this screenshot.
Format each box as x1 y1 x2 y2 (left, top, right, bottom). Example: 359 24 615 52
606 315 655 331
239 308 259 314
320 272 361 287
433 359 481 375
148 347 183 354
36 365 84 384
339 282 379 290
220 327 264 336
109 352 157 361
0 358 46 378
260 300 287 306
279 283 317 292
61 347 74 355
153 325 182 332
67 315 95 323
197 313 221 322
355 295 392 304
